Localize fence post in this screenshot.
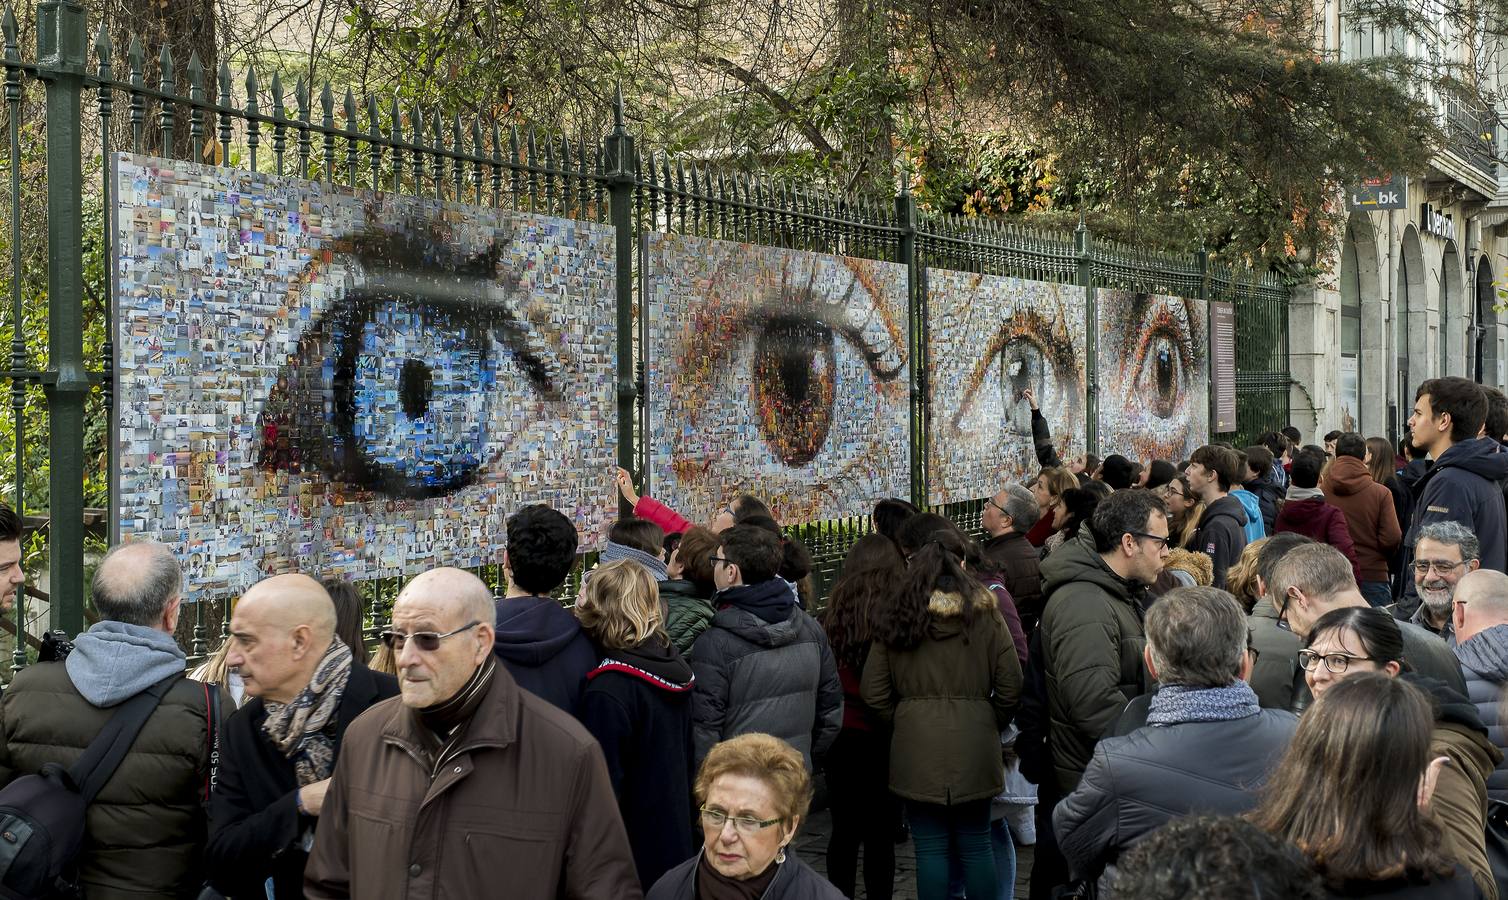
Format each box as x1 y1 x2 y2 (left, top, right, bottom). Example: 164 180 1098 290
1077 219 1098 456
605 86 637 518
896 188 923 506
1196 248 1212 440
36 0 87 635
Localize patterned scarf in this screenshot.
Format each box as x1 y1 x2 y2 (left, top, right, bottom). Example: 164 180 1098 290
598 541 669 581
1146 682 1260 726
260 638 354 785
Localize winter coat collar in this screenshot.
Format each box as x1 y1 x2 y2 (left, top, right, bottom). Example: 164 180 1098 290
1457 623 1508 682
380 659 519 766
1284 486 1325 503
717 578 796 624
1041 527 1149 600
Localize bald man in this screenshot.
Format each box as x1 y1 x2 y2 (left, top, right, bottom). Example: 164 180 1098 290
306 568 640 900
206 574 398 898
1453 568 1508 802
0 541 212 896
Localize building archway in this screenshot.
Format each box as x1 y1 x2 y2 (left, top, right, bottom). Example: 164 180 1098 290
1442 241 1463 377
1342 214 1382 432
1400 225 1427 414
1480 255 1500 387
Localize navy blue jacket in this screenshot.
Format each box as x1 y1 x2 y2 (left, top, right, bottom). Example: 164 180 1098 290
577 637 696 891
1243 471 1285 535
1402 438 1508 612
493 595 598 714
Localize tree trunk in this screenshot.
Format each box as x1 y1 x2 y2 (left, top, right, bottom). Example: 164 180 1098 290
101 0 217 163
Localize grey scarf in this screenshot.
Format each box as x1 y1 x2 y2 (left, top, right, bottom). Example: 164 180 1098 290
1285 485 1324 502
1146 682 1260 726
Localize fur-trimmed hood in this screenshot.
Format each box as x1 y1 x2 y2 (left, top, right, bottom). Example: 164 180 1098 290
1163 548 1214 587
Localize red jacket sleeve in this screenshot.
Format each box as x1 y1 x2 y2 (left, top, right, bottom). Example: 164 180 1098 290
632 495 693 535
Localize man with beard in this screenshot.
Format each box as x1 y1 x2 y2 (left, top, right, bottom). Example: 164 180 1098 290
1409 520 1482 644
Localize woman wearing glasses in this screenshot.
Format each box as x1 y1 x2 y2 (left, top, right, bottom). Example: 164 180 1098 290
1297 606 1498 898
646 732 844 899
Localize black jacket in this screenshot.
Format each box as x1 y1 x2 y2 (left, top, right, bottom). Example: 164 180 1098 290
647 854 846 900
493 594 599 713
1402 438 1508 612
1053 699 1298 884
689 579 843 771
1244 472 1286 535
207 665 399 898
1190 494 1249 589
576 638 697 891
981 530 1045 634
1032 408 1064 469
1326 867 1483 899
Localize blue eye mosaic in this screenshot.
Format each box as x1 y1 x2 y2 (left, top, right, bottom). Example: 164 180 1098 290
112 154 618 602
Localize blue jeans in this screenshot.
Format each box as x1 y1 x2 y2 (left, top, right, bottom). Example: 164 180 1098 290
947 819 1015 900
909 799 998 900
1360 580 1392 608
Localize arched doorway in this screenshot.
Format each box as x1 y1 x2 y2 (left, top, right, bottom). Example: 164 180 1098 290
1340 225 1363 431
1346 213 1384 433
1399 226 1426 429
1442 241 1462 376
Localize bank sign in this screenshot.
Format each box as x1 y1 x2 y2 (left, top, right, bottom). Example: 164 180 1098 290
1346 175 1407 211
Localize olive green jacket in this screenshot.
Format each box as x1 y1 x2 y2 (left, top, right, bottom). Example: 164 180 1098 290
1037 530 1153 794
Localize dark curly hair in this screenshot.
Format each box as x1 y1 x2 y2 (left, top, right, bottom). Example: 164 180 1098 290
879 514 994 651
505 504 579 594
821 535 905 672
1112 816 1324 900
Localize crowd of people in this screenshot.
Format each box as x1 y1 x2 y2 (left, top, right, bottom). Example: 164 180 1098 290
2 375 1508 898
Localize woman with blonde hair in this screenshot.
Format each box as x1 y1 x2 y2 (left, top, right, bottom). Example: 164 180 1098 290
1027 467 1080 547
648 733 844 899
1223 537 1269 613
575 558 696 890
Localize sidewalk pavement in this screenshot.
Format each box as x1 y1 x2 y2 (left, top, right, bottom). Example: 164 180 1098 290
793 805 1035 899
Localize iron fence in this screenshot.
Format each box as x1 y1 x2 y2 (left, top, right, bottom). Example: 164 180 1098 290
0 0 1291 664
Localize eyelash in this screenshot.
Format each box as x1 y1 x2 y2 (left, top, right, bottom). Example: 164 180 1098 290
952 308 1080 430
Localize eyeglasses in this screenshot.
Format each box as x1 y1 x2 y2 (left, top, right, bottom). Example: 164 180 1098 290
1412 559 1469 575
985 499 1009 515
708 555 733 568
1297 649 1376 674
699 806 784 836
1128 531 1171 550
379 620 482 652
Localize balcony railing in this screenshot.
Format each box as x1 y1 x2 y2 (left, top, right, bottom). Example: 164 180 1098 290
1444 91 1498 181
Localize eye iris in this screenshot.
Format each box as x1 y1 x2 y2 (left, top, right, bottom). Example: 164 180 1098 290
1144 335 1180 419
752 319 836 467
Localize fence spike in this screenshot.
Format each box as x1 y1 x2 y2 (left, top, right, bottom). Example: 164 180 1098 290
612 80 626 129
295 75 308 119
491 121 504 206
1 7 15 56
159 45 175 91
216 60 233 165
244 66 261 169
452 113 465 199
509 124 521 200
244 67 259 112
575 133 589 218
471 118 485 203
93 22 110 68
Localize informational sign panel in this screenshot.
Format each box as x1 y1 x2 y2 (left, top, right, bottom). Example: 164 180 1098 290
1210 300 1237 433
1346 174 1407 211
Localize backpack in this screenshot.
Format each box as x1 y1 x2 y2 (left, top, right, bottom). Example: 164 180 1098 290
0 672 179 899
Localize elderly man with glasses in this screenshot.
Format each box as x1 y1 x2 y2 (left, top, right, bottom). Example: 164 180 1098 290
1409 520 1483 643
305 567 640 900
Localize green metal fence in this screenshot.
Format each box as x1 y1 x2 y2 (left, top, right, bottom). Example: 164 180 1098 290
0 0 1291 663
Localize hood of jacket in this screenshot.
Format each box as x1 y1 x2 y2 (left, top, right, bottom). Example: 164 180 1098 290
1404 673 1492 739
660 578 713 602
1457 623 1508 683
1202 494 1248 528
709 602 808 649
65 620 187 707
1398 458 1429 491
1041 527 1144 601
588 634 694 692
1325 455 1375 497
924 588 998 639
1164 548 1214 586
1431 437 1508 485
716 578 795 624
493 595 589 667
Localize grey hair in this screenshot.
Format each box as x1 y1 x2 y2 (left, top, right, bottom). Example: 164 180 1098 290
91 542 183 626
1417 520 1481 563
1144 586 1248 688
999 484 1040 533
1267 543 1355 608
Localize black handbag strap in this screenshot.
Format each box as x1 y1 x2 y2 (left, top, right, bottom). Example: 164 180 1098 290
68 673 181 805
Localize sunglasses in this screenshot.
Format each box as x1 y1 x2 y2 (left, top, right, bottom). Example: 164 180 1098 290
379 620 482 652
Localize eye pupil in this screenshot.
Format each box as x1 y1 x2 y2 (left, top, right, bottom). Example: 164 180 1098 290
753 319 835 467
1151 339 1179 418
398 358 434 420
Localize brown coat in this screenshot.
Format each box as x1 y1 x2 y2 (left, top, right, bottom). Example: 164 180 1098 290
1322 455 1403 583
304 664 642 900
